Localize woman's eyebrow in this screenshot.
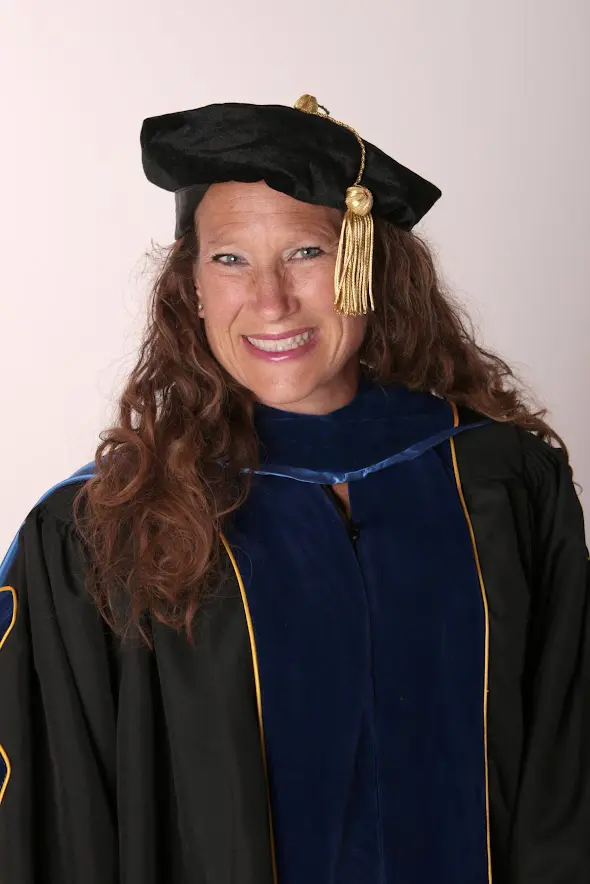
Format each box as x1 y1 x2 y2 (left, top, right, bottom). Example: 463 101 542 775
202 225 339 250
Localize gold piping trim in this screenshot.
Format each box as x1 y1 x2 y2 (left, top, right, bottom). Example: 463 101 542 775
449 403 492 883
0 586 17 805
220 533 279 884
0 586 16 652
0 742 10 804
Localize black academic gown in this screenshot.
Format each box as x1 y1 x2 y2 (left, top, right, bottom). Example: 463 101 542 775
0 416 589 884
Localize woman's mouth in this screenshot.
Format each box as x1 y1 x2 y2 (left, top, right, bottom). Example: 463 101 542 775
243 328 318 361
246 329 315 352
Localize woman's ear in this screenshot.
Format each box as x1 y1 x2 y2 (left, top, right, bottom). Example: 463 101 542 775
192 261 204 316
192 260 203 315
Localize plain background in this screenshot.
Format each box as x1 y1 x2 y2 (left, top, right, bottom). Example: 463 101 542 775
0 0 588 553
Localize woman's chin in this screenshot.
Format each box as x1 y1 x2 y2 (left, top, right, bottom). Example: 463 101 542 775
250 379 322 413
245 371 358 415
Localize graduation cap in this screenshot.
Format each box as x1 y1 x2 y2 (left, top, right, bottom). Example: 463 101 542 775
141 94 441 317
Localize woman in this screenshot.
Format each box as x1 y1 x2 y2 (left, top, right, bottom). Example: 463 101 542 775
1 94 589 884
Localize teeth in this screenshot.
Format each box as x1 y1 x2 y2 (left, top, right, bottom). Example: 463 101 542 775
246 330 314 353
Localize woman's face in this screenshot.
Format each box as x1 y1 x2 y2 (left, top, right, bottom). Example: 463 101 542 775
193 181 367 414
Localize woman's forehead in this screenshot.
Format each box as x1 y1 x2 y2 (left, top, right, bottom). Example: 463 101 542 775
195 181 342 233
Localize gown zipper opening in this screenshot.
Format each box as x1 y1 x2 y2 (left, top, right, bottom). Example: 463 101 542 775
319 484 387 883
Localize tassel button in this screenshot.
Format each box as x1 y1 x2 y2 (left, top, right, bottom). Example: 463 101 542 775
345 185 373 216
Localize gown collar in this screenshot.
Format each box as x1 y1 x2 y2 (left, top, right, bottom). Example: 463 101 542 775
252 378 483 484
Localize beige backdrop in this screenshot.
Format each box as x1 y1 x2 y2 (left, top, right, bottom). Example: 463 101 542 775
1 0 588 552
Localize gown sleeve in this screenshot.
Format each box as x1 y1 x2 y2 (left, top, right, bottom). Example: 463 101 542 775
511 433 590 881
0 487 118 883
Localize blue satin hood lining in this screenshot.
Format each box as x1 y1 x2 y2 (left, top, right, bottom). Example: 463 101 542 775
251 422 486 484
251 381 487 484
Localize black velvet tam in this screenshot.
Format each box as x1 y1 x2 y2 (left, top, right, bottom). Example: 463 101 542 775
140 101 442 239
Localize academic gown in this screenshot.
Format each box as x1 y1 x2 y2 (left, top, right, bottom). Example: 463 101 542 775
1 386 589 884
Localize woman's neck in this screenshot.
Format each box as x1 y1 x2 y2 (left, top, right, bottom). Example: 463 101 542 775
330 482 350 513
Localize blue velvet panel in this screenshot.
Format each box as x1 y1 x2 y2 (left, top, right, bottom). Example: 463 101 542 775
228 446 488 884
0 588 15 796
0 589 13 643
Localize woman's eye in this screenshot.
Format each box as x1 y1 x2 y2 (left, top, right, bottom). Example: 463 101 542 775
294 246 323 260
212 253 243 266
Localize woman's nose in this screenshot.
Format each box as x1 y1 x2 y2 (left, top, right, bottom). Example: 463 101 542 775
251 269 295 320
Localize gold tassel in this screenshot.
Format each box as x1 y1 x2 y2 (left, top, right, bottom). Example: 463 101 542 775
334 185 374 316
294 93 375 316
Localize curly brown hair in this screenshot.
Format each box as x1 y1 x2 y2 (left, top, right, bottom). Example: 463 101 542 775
74 218 562 641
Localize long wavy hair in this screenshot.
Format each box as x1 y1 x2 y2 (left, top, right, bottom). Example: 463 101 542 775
74 218 562 641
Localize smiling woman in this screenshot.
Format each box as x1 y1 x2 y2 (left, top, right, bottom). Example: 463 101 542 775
194 181 365 413
0 94 589 884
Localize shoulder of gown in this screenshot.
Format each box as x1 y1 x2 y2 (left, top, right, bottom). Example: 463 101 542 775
455 410 584 517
